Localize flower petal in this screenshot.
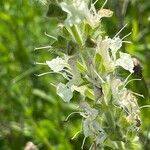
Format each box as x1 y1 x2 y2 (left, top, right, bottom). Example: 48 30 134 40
46 57 66 72
116 52 134 73
60 1 88 26
56 83 73 102
110 37 122 59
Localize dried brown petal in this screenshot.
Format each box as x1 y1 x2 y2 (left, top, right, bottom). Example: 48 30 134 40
98 9 113 18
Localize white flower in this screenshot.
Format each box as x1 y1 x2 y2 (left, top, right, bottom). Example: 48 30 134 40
83 119 102 138
79 101 106 146
110 78 139 119
97 36 134 73
46 57 66 72
97 37 115 71
85 4 101 27
79 101 98 120
97 37 111 62
86 4 113 27
110 37 122 59
60 0 112 27
82 118 107 149
56 83 73 102
79 101 107 147
110 78 123 100
60 0 88 26
121 90 139 115
96 132 107 145
116 52 134 73
110 37 122 51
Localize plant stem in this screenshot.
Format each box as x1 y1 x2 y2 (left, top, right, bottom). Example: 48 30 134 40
70 24 83 45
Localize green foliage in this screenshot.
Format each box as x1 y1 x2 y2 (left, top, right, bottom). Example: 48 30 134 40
0 0 149 149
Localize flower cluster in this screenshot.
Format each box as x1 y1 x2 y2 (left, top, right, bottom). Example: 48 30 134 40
38 0 143 149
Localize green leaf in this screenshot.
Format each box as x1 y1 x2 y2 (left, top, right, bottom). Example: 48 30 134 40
84 23 93 36
46 3 67 19
51 35 67 51
77 62 87 73
67 40 78 55
85 88 95 100
85 37 97 48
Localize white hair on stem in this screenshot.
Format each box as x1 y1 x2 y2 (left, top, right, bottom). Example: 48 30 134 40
114 23 128 38
101 0 108 9
44 32 57 40
121 32 132 40
34 45 52 50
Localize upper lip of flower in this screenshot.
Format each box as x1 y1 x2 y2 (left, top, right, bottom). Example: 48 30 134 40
79 101 98 120
110 78 139 116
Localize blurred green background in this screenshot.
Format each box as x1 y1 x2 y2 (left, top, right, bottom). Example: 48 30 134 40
0 0 149 149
